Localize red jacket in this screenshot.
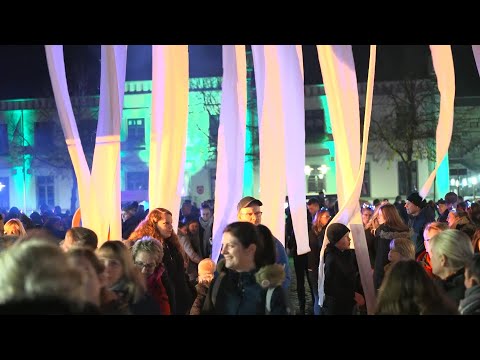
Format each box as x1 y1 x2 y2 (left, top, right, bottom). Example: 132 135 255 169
147 265 171 315
416 251 433 277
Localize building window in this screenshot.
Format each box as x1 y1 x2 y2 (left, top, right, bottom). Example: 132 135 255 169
209 114 219 146
35 122 54 154
37 176 55 208
305 109 325 143
0 124 8 155
0 177 9 209
361 163 370 197
307 165 326 193
127 118 145 148
398 161 418 195
126 171 148 191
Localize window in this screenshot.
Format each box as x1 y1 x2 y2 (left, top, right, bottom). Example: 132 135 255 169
361 163 370 197
398 161 418 195
305 109 325 142
34 122 54 153
127 118 145 148
0 177 9 209
307 165 326 193
209 114 220 146
37 176 55 208
126 171 148 191
0 124 8 155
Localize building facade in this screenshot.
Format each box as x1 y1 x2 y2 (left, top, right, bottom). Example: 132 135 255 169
0 77 478 213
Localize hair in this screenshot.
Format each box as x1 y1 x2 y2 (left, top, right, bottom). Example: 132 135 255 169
128 208 184 258
68 247 105 275
366 206 381 233
131 236 164 265
223 221 265 269
373 199 380 206
445 192 458 206
97 241 146 303
465 253 480 284
256 224 277 267
375 260 458 315
66 227 98 250
472 229 480 253
200 203 211 211
0 239 85 305
424 221 449 235
389 238 415 260
307 198 320 206
4 219 27 236
312 209 330 235
429 229 474 273
378 204 409 232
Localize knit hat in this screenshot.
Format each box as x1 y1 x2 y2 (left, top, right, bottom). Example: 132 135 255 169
326 223 350 245
407 192 426 209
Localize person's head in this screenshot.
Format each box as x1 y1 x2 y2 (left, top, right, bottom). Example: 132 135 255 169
307 198 320 216
131 236 164 278
361 204 374 227
97 241 146 303
378 203 408 230
445 192 458 208
187 219 200 235
388 238 415 263
221 221 263 272
429 229 474 280
464 254 480 289
181 201 192 215
436 199 448 214
423 222 448 256
200 204 212 222
62 227 98 252
121 201 138 222
375 260 458 315
130 208 173 241
97 241 130 288
198 258 216 284
373 199 381 208
326 223 351 251
237 196 263 225
4 218 26 236
67 248 105 307
0 239 84 306
405 192 425 216
313 208 331 234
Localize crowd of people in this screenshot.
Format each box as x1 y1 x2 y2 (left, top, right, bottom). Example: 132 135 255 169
0 189 479 315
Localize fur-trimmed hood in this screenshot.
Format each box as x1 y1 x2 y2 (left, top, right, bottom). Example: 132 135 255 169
216 259 285 289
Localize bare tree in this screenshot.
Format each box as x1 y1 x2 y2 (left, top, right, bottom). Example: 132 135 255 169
369 78 439 194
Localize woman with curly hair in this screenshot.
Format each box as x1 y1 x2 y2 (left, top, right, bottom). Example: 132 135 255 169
128 208 193 314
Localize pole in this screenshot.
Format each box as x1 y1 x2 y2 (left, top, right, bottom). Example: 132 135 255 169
21 109 27 213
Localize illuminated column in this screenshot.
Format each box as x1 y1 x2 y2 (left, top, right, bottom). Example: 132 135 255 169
435 153 450 199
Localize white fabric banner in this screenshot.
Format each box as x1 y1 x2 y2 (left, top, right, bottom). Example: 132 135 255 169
211 45 247 263
150 45 189 232
45 45 92 227
46 45 127 244
278 45 309 255
316 45 377 314
472 45 480 75
419 46 455 199
256 46 287 245
91 45 126 243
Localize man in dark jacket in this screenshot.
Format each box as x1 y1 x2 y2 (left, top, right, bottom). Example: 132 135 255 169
405 192 435 257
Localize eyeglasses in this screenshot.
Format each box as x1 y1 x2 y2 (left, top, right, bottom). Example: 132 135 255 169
241 211 262 219
134 261 156 271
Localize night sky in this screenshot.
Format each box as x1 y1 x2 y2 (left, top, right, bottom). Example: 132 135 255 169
0 45 479 100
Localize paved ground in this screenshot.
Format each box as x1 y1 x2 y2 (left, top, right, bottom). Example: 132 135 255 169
287 256 314 315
